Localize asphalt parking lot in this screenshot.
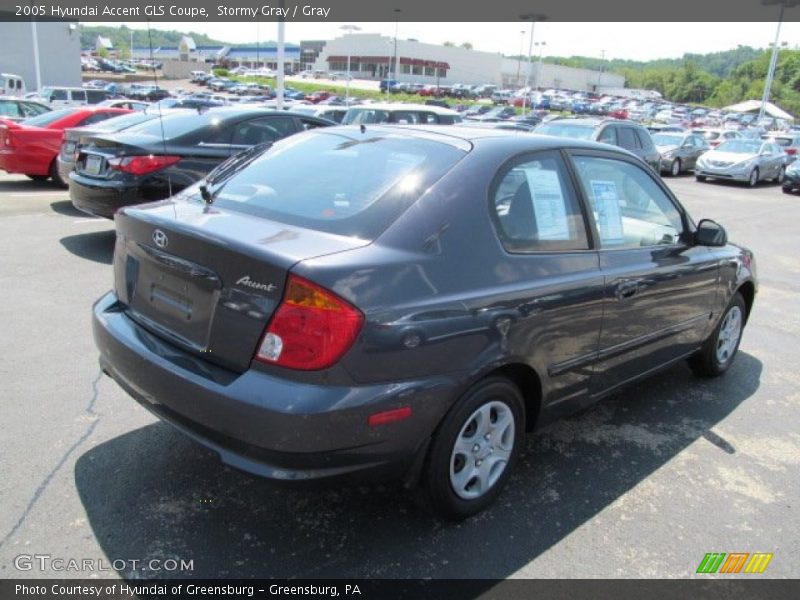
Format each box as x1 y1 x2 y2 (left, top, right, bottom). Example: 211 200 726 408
0 171 797 580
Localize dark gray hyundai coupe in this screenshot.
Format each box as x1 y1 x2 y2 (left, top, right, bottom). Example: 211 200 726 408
93 125 756 519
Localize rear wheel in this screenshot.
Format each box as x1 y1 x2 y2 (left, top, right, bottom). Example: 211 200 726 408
689 293 746 377
423 377 524 520
775 166 786 184
782 186 793 194
49 159 67 188
670 159 681 177
695 175 707 182
747 168 759 188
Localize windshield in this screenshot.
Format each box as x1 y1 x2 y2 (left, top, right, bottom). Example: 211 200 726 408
209 129 466 240
652 134 683 146
534 123 595 140
716 140 760 154
21 108 75 127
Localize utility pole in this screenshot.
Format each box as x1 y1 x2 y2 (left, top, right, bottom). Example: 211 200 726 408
519 14 546 116
393 9 401 81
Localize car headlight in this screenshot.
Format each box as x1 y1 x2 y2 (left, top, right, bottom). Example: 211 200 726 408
732 158 757 170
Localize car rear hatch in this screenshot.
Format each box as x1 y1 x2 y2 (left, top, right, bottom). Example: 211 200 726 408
113 201 369 373
75 132 165 179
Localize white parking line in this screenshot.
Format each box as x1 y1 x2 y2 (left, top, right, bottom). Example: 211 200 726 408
73 218 105 224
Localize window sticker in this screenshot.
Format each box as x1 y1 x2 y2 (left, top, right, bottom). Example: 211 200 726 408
524 167 569 240
590 180 624 245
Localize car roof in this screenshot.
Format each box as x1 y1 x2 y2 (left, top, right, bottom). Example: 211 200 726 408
340 124 647 157
346 103 459 116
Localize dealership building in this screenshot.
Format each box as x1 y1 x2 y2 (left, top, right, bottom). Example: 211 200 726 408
0 21 81 90
309 33 624 91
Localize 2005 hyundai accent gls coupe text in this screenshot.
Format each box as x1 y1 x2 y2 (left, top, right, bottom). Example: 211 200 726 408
93 126 756 520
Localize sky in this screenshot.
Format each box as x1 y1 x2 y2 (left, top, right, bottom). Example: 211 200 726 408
87 21 800 62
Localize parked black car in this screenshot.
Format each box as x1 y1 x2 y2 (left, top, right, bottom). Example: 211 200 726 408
57 109 183 186
93 126 756 520
535 118 661 172
70 108 333 218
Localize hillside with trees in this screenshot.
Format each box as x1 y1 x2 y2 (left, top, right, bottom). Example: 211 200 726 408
544 46 800 115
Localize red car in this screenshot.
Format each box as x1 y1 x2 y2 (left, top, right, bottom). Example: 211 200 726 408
305 90 332 104
0 106 130 186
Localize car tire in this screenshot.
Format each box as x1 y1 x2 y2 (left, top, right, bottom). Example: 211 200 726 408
695 175 707 182
423 377 525 521
670 159 681 177
782 186 793 194
49 159 67 188
747 168 759 188
26 174 48 182
775 166 786 184
689 292 746 378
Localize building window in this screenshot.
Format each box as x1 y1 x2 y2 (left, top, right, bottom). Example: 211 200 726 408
424 67 434 76
412 65 422 75
402 65 411 74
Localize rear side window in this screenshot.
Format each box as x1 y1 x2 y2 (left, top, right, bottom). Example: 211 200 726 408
232 116 296 146
71 90 87 102
21 102 49 117
51 89 68 101
210 130 465 240
597 126 617 145
490 152 589 252
342 109 390 125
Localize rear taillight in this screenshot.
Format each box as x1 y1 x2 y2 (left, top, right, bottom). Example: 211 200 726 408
786 148 796 155
255 275 363 371
108 155 181 176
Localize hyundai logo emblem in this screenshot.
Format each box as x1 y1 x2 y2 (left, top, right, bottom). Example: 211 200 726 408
152 229 168 249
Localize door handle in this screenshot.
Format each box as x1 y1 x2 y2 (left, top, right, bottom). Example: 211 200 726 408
614 279 640 301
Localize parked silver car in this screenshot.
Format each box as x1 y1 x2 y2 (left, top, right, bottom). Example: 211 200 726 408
695 139 788 187
652 131 709 176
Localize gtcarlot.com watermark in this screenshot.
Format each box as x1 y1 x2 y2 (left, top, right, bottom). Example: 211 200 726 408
14 553 194 573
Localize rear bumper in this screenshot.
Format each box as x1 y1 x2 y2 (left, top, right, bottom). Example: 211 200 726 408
69 172 147 219
93 292 455 485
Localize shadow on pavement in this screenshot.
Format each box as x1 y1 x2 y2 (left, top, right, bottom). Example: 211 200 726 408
75 353 762 582
59 230 115 265
51 200 92 218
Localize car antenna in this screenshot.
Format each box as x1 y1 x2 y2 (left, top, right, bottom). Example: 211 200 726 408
148 21 172 198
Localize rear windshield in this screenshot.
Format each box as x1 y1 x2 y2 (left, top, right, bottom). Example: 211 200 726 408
535 123 595 140
21 108 75 127
121 111 221 139
209 129 466 240
90 111 157 132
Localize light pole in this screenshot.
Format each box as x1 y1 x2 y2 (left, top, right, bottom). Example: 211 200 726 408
535 41 546 90
516 30 524 87
393 9 401 81
596 49 606 91
519 13 546 116
340 25 361 103
758 0 798 120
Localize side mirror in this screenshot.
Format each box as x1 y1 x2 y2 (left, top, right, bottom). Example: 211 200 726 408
695 219 727 247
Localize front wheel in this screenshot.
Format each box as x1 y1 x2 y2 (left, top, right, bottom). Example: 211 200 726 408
670 158 681 177
775 166 786 184
689 293 746 377
423 377 524 520
747 168 759 188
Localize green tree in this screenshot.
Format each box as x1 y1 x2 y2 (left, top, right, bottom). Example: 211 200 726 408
461 42 473 50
